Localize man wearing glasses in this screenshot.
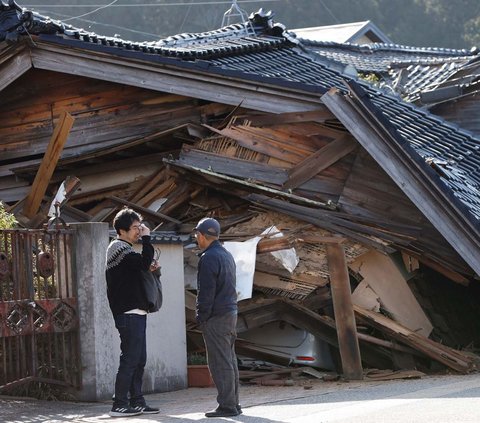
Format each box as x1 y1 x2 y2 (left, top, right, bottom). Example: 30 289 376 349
194 217 240 418
105 207 160 417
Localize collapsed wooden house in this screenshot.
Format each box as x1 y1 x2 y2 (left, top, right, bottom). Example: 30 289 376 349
1 1 480 377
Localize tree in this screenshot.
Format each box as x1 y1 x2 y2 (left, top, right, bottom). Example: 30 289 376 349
0 202 16 230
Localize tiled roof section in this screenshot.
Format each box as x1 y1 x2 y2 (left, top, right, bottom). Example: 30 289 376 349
108 230 186 244
390 57 480 102
61 19 290 60
364 86 480 219
0 3 292 61
298 39 480 100
209 46 347 90
299 39 477 73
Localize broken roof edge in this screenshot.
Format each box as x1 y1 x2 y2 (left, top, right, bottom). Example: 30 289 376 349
322 83 480 276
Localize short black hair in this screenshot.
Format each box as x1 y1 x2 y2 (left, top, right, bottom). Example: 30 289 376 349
113 207 142 235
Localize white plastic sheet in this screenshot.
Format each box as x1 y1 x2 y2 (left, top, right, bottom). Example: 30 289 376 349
224 225 299 301
224 237 261 301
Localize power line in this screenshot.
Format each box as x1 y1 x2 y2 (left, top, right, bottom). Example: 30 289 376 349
62 0 118 21
318 0 340 24
25 1 284 7
35 9 163 38
25 0 286 39
178 0 194 33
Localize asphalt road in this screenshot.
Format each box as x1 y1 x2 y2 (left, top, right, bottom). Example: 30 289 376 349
1 373 480 422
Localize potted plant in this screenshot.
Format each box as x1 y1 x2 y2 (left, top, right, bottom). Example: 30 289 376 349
187 352 214 387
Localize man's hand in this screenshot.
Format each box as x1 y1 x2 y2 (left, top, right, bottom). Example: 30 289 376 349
150 259 160 272
139 223 150 237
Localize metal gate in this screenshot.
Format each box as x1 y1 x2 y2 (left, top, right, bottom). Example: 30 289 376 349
0 227 81 392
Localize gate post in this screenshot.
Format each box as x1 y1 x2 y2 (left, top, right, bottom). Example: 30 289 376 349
71 222 114 401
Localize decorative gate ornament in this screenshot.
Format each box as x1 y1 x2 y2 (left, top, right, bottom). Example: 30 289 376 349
6 303 29 334
0 252 9 280
52 302 76 331
37 251 54 278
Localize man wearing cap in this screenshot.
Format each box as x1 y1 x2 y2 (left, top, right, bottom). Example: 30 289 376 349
194 217 240 418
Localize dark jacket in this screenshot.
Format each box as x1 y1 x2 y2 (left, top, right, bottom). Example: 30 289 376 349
196 240 237 323
105 236 154 316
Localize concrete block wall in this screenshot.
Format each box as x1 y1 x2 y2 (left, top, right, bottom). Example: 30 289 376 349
72 223 187 401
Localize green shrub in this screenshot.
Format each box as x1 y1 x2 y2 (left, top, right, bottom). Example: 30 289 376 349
0 202 17 229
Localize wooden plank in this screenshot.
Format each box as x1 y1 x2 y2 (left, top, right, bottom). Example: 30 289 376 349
405 251 470 285
23 111 75 219
107 196 182 225
255 262 329 287
256 236 293 253
246 109 335 126
129 168 166 204
351 279 381 312
0 50 32 92
137 177 176 208
179 147 289 185
284 134 357 189
326 243 363 380
350 250 433 336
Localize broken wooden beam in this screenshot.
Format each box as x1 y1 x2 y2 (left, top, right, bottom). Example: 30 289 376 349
283 134 357 190
107 196 182 225
23 110 75 219
354 305 477 374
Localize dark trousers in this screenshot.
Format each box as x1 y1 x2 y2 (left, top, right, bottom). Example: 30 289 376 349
202 311 239 410
113 313 147 408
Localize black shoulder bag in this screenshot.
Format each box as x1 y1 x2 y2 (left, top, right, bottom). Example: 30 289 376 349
142 267 163 313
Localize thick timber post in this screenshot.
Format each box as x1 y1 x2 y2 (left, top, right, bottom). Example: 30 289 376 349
326 239 363 380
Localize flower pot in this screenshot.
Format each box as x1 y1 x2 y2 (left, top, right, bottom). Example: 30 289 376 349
187 365 215 387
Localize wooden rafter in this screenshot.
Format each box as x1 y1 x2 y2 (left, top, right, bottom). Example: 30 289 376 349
284 134 357 190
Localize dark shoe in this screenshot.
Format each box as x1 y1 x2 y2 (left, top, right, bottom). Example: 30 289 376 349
205 407 239 418
109 406 142 417
132 405 160 414
237 404 243 414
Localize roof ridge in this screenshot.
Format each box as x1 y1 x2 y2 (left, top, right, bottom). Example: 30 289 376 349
296 38 477 57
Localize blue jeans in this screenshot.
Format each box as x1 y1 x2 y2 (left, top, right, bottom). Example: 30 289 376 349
113 313 147 408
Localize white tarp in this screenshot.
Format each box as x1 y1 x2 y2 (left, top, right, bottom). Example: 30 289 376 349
224 237 261 301
224 225 299 301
